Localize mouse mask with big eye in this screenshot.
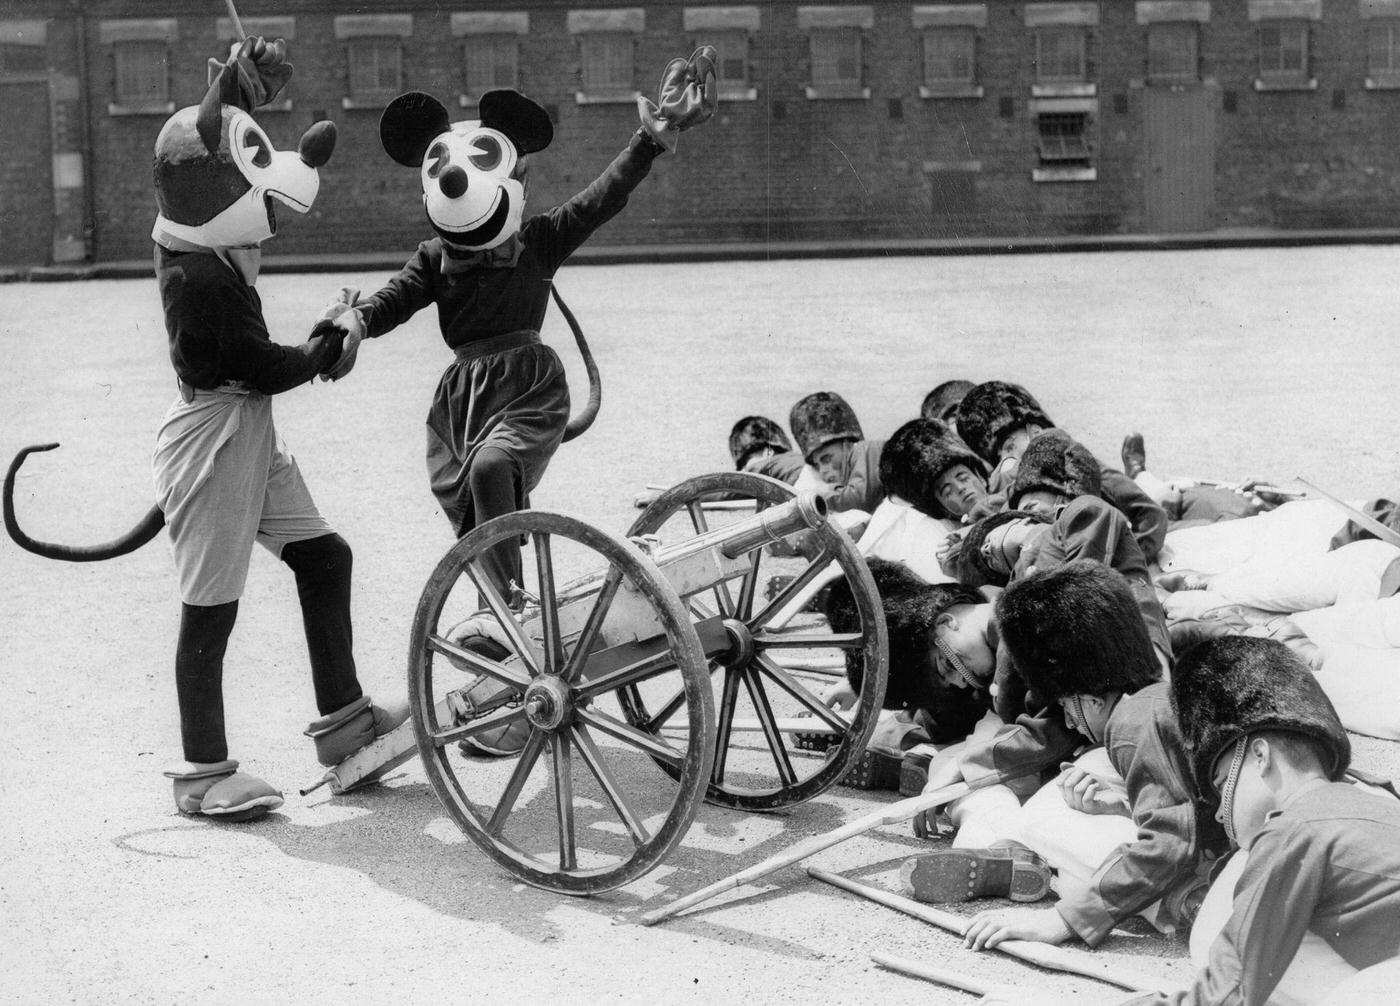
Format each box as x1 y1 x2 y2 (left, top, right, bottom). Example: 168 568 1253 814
152 42 336 250
380 89 553 251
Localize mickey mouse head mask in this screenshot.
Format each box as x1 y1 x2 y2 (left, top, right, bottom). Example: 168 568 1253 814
153 38 335 249
380 89 554 251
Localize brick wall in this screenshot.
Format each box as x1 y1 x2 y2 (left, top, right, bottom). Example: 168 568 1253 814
8 1 1400 262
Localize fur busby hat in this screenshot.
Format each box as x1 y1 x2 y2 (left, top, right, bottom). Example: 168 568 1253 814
825 557 986 711
954 381 1055 466
789 391 863 462
955 508 1049 589
996 559 1161 704
879 418 990 520
921 380 976 424
1171 636 1351 798
728 416 793 469
1008 429 1103 508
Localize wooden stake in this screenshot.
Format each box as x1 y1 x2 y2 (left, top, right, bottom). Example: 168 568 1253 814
637 781 971 925
809 867 1164 993
871 952 1014 1000
224 0 246 39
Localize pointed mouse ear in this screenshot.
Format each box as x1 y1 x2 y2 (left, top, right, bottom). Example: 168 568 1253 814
479 89 553 154
380 92 451 167
195 61 243 153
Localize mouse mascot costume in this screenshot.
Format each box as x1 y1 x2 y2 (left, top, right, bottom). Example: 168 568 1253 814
4 37 406 820
322 47 718 616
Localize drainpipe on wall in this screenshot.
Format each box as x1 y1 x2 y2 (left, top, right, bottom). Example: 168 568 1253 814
64 0 94 263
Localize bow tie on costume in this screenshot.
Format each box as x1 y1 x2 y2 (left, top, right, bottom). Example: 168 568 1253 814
440 237 523 275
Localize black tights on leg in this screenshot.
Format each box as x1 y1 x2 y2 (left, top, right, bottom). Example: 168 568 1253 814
464 446 524 605
281 533 363 716
175 600 238 763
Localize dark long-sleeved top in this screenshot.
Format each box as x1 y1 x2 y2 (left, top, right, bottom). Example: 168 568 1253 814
1060 681 1207 945
1124 783 1400 1006
827 439 886 513
357 131 662 347
1101 468 1169 564
958 682 1208 947
157 247 338 394
1020 494 1173 663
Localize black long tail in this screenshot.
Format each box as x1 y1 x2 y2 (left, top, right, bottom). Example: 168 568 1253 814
4 443 165 562
552 284 601 443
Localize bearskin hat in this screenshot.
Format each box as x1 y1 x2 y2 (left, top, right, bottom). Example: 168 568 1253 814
879 418 990 520
1171 635 1350 798
954 508 1050 588
728 416 793 469
824 557 985 712
789 391 863 462
996 559 1161 705
954 381 1055 465
920 380 976 424
1008 429 1103 508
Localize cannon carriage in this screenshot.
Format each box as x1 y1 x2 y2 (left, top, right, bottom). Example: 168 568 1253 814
362 471 889 894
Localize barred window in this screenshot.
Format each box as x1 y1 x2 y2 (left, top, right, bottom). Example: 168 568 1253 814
580 31 634 95
1368 20 1400 80
1034 27 1085 83
810 27 862 88
0 42 46 77
348 36 402 104
1147 22 1198 83
1258 21 1308 81
708 29 750 91
923 27 975 87
114 40 168 106
1036 112 1091 166
465 33 519 94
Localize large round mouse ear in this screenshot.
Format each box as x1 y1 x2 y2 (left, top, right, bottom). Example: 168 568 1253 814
380 91 451 166
479 89 554 154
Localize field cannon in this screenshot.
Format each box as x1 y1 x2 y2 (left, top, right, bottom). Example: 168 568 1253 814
326 472 888 894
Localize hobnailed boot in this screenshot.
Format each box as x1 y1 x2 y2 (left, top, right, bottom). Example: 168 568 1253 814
165 759 284 822
899 842 1053 904
305 695 411 767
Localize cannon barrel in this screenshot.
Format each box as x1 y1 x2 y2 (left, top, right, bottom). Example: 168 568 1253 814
646 491 827 565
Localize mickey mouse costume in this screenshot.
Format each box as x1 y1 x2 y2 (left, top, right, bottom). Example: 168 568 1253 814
333 48 718 603
151 38 406 819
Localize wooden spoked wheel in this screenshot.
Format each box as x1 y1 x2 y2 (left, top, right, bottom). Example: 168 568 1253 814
408 510 716 895
621 472 887 811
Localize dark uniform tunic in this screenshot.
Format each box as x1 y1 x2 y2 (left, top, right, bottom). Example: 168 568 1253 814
1126 783 1400 1006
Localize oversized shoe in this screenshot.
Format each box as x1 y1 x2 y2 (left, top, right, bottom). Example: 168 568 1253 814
305 695 411 768
899 843 1053 904
165 759 284 822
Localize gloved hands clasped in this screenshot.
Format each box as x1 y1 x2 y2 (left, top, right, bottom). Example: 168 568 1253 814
315 286 363 382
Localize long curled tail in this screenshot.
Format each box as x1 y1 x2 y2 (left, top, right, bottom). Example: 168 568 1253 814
4 443 165 562
552 284 601 443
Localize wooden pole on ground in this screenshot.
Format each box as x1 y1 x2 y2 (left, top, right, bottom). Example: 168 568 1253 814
637 781 971 925
871 952 1014 1001
809 867 1163 993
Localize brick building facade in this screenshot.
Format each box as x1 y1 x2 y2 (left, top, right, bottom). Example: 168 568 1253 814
4 1 1400 265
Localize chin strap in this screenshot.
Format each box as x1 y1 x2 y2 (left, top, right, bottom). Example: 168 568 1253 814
933 635 984 690
1219 736 1250 844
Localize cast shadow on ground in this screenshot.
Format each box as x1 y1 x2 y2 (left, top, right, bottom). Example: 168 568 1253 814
160 770 922 957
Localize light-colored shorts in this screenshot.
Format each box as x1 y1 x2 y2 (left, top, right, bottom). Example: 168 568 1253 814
153 387 332 605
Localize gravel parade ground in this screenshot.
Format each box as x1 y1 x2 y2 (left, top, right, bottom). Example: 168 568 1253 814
3 246 1399 1005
